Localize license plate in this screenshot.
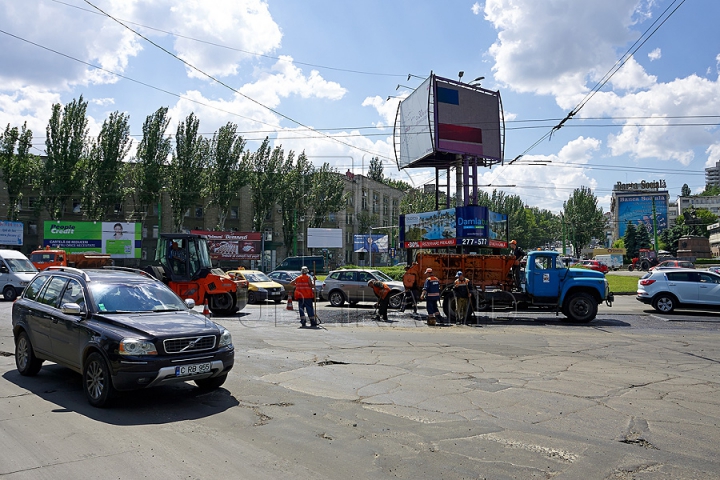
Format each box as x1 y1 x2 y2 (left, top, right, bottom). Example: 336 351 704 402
175 362 212 377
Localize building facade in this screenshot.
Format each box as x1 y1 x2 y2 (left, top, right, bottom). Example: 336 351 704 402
706 160 720 187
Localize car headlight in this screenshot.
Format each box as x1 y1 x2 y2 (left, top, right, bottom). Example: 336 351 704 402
119 339 157 356
279 285 285 292
219 329 233 347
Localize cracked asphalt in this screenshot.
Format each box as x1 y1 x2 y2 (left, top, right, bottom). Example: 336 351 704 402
1 297 719 479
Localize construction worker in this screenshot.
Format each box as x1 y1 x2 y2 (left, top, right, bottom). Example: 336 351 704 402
453 271 471 324
509 240 525 289
290 266 317 328
400 263 419 314
368 279 391 321
420 267 441 326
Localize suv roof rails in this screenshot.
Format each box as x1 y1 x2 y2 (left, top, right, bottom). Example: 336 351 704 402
100 266 158 280
44 266 91 281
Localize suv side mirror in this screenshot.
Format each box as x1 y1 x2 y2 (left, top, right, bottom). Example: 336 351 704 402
61 303 83 315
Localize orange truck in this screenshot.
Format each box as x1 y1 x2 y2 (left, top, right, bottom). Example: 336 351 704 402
30 248 113 270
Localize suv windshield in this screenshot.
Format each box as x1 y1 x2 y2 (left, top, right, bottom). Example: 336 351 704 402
90 282 188 313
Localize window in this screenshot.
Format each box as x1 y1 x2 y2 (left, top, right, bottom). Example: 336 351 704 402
28 197 37 209
361 189 368 210
195 206 203 218
72 200 82 214
28 222 37 235
338 271 356 281
666 272 695 282
23 276 48 301
383 196 389 216
38 277 69 307
230 206 239 219
60 279 86 312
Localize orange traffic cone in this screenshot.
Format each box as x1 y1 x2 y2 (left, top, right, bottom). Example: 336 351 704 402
202 300 210 317
286 295 294 310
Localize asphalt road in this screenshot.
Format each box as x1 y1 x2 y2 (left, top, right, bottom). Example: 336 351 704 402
1 296 720 479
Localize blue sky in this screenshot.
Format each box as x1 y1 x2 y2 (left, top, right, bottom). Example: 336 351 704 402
1 0 719 213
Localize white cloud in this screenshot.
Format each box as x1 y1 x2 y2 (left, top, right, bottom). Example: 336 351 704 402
91 98 116 107
648 48 661 61
472 2 483 15
362 95 404 128
706 144 720 168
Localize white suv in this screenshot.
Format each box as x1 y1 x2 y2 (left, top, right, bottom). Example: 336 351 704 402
637 268 720 313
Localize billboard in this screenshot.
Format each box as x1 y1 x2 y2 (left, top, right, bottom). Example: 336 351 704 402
400 207 508 248
43 221 140 258
395 75 503 169
353 234 389 253
191 230 261 260
617 195 668 238
0 221 23 246
434 77 502 162
307 228 343 248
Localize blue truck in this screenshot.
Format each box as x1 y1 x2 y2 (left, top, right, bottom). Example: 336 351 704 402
408 250 614 323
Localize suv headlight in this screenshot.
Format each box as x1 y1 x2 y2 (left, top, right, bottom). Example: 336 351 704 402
219 329 233 347
119 339 157 356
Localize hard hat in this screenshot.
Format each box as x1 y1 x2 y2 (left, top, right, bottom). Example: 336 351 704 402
456 271 463 277
301 266 309 274
425 267 433 274
510 239 517 245
367 280 374 286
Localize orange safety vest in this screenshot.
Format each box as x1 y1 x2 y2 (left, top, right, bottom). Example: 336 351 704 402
293 274 315 300
371 281 391 299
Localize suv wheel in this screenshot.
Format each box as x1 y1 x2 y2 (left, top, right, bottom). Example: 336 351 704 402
652 294 676 313
329 290 345 307
83 352 115 407
15 331 43 376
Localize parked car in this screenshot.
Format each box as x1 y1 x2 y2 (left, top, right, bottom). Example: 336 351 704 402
267 270 300 297
321 269 404 308
226 269 285 304
708 266 720 275
649 259 695 272
12 266 234 407
580 260 609 274
636 268 720 313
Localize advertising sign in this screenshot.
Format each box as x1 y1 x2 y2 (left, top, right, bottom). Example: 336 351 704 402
0 221 23 246
617 195 668 238
307 228 343 248
191 230 261 260
397 76 434 168
400 208 457 248
353 234 389 253
43 221 140 258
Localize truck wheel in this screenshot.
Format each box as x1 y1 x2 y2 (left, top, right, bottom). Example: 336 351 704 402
564 292 597 323
640 260 650 271
210 293 234 316
328 290 345 307
628 265 634 272
3 285 17 302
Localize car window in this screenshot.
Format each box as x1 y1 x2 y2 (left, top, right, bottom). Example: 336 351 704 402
338 271 356 282
38 276 69 307
23 276 48 300
535 256 551 270
60 279 86 312
357 272 373 283
698 272 720 284
328 271 341 280
666 272 695 282
373 271 393 282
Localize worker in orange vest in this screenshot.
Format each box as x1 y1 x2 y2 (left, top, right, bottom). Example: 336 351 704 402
290 266 317 328
368 279 391 321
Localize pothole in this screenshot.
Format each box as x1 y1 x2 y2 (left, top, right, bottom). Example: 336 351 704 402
318 360 348 366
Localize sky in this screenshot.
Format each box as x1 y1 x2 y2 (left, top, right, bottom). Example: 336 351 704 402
1 0 719 214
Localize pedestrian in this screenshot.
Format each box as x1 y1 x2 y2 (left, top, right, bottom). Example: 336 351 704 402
290 266 317 328
400 263 419 314
368 279 391 321
509 240 525 289
452 271 471 324
420 267 441 326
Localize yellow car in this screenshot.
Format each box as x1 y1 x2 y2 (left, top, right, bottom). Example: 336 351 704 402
226 269 286 304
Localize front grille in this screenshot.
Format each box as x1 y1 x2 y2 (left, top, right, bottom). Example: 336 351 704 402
163 335 216 354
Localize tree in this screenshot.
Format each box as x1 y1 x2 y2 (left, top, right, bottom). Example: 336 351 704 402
382 177 412 192
279 151 313 251
635 223 652 251
134 107 172 220
562 186 605 258
0 123 36 221
681 183 692 196
80 111 132 221
399 187 439 214
249 138 285 232
700 185 720 196
624 222 638 259
204 122 249 230
39 96 89 220
306 163 347 228
368 156 384 183
168 113 207 232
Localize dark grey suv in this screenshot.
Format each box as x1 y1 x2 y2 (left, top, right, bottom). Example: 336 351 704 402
12 266 234 407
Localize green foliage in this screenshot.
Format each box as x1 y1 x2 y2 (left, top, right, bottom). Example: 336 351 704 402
624 222 638 259
307 162 347 228
80 111 132 221
382 177 412 192
700 185 720 196
135 107 172 216
279 151 313 251
367 156 384 182
204 122 248 230
562 186 605 257
168 113 207 232
612 238 625 249
356 211 379 235
399 187 439 214
635 223 652 250
249 138 285 232
681 183 692 196
0 122 36 221
40 96 89 220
